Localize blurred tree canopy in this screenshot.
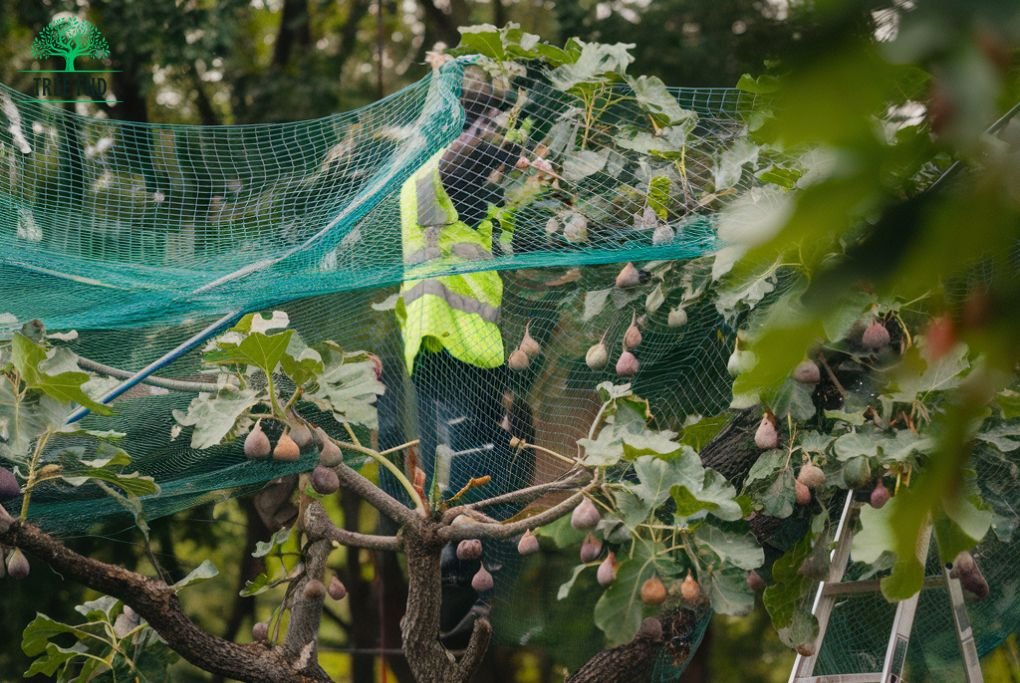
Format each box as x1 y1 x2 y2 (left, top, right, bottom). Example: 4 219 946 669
0 0 820 124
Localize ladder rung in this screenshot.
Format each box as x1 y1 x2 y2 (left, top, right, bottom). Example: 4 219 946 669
793 673 885 683
822 575 945 597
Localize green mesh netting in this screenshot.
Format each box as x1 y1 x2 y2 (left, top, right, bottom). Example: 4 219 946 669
0 55 1016 679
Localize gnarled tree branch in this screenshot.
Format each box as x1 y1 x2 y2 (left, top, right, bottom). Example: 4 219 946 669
0 517 330 683
304 501 402 551
333 460 422 529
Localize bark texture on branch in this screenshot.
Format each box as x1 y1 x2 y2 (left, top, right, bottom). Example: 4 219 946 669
1 518 330 683
567 609 706 683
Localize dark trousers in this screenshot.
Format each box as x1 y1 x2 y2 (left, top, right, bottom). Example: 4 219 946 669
412 349 520 505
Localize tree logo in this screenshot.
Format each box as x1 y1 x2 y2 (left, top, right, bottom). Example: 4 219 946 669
20 16 117 104
31 17 110 73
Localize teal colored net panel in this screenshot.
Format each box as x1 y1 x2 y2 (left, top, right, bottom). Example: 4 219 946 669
0 54 1016 680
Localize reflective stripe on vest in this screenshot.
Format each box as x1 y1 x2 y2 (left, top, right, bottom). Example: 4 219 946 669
401 279 500 323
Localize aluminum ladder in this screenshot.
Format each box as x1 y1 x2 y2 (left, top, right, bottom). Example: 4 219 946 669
788 493 983 683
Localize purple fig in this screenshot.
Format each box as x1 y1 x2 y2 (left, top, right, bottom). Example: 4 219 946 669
0 468 19 500
616 350 640 377
870 480 890 509
862 320 890 349
755 414 779 449
7 547 29 580
311 466 339 495
457 539 483 561
580 533 603 563
244 420 271 459
517 529 540 556
792 360 821 384
328 576 347 601
597 552 617 586
571 497 601 530
471 565 494 592
303 579 326 601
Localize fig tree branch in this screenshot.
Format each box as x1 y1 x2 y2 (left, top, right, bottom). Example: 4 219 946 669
304 501 401 551
0 516 330 683
332 460 422 529
441 468 590 524
439 486 592 542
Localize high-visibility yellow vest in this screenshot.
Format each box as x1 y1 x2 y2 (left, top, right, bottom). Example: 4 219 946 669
395 148 507 375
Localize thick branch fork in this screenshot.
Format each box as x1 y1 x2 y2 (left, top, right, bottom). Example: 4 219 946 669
0 518 330 683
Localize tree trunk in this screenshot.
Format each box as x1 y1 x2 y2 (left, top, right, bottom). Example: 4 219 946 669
401 524 491 683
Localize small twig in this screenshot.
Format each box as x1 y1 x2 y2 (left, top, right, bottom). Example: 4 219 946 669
378 439 420 458
817 354 848 398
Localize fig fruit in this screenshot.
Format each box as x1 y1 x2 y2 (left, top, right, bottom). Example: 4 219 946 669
244 420 271 459
640 575 667 605
727 348 756 376
571 497 601 530
289 419 313 449
843 456 872 489
7 547 29 580
0 505 14 534
517 529 540 556
564 214 588 243
586 337 609 370
273 431 300 461
508 348 530 371
746 570 766 592
328 576 348 600
667 306 687 328
317 430 343 467
597 553 617 586
0 467 19 500
862 320 890 349
471 565 494 592
615 262 641 288
793 360 821 384
624 312 642 350
303 579 326 601
797 463 826 490
680 573 700 602
519 321 541 358
870 480 890 509
754 413 779 449
652 223 674 246
616 350 640 377
795 480 811 506
311 466 339 495
252 621 269 642
580 533 603 563
457 539 483 561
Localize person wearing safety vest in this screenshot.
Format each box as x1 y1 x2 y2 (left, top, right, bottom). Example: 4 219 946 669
393 74 535 645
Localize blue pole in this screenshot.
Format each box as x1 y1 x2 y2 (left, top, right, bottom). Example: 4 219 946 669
65 309 242 425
